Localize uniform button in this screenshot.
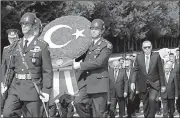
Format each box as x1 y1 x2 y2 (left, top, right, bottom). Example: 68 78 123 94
102 76 104 77
22 69 24 71
86 71 89 74
89 59 91 60
89 52 91 54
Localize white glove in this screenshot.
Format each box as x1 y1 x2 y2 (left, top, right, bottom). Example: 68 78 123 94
124 92 127 98
131 83 135 92
39 92 49 102
1 83 7 94
73 59 82 69
55 99 60 103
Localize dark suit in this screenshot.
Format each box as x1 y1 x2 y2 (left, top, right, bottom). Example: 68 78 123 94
74 38 112 117
161 70 178 118
109 68 128 117
132 52 165 118
126 67 136 117
3 37 53 117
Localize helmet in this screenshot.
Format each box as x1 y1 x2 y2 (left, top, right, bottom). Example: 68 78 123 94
20 12 37 24
90 19 105 30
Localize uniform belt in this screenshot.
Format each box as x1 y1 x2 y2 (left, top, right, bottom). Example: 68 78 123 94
15 73 41 80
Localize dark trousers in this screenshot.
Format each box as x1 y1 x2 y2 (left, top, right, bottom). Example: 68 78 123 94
134 94 140 112
110 97 125 118
126 98 135 117
155 100 161 112
89 92 107 118
140 87 158 118
74 86 91 117
177 95 180 113
3 94 40 117
162 98 175 118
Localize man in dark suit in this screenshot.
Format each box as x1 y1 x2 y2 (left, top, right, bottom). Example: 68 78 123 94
125 59 137 118
131 40 165 118
3 12 53 117
159 63 178 118
73 19 113 117
108 60 128 118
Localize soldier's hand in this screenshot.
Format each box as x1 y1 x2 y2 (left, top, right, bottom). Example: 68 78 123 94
124 92 127 98
1 83 7 94
131 83 135 92
55 99 60 103
73 60 81 69
175 97 178 100
39 92 49 102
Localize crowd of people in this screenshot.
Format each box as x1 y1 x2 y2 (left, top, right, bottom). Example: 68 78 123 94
1 12 180 118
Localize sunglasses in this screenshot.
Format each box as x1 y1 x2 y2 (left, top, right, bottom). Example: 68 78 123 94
143 46 151 49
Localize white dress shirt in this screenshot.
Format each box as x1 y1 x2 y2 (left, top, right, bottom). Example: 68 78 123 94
23 36 35 47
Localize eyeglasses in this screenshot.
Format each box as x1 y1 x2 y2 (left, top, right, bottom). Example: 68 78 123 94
143 46 151 49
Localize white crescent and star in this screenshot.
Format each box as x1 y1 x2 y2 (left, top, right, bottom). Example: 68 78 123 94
44 24 85 48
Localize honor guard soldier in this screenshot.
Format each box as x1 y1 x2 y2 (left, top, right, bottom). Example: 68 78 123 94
2 12 53 117
73 19 113 117
1 29 20 113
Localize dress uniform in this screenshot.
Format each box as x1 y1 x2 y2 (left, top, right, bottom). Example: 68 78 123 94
74 19 113 117
3 12 53 117
1 29 19 113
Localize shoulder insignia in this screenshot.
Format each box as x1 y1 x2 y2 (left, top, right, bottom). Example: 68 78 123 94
38 38 46 44
103 39 112 49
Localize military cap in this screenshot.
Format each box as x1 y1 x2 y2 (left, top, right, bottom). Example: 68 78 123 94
90 19 105 30
20 12 37 24
6 29 19 38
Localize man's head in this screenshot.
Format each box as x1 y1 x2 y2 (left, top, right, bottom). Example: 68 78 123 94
112 60 120 70
129 53 136 61
6 29 19 44
169 53 175 62
164 63 172 73
142 40 152 55
20 12 37 35
90 19 105 39
124 59 132 70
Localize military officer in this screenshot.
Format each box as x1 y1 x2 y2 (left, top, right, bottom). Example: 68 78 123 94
3 12 53 117
73 19 113 117
1 29 20 114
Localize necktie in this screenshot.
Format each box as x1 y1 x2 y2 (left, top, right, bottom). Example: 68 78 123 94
23 40 28 53
165 72 169 83
114 69 118 82
145 56 149 73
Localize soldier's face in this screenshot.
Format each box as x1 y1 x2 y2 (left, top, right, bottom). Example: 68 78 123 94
90 28 102 39
8 37 16 44
21 23 33 34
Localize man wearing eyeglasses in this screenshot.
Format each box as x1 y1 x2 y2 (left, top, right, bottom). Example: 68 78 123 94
131 40 165 118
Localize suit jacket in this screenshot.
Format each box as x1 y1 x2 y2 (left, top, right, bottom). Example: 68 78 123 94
173 59 180 95
79 37 113 94
161 70 178 99
132 52 165 92
9 37 53 101
108 68 128 99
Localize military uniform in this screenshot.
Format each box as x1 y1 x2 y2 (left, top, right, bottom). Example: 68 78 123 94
3 37 53 117
75 37 112 117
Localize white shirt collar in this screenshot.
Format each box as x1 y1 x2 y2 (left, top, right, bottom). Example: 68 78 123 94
23 36 35 46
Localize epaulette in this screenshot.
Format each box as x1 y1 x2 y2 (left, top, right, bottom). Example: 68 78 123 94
103 39 113 49
38 38 46 44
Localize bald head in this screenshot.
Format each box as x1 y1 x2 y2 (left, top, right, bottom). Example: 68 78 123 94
142 40 152 55
113 60 120 69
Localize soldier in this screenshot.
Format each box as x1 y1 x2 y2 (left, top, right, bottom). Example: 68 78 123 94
1 29 20 113
73 19 113 117
2 12 53 117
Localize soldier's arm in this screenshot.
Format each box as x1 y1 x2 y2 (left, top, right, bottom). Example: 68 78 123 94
2 48 7 82
80 45 112 71
41 44 53 94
